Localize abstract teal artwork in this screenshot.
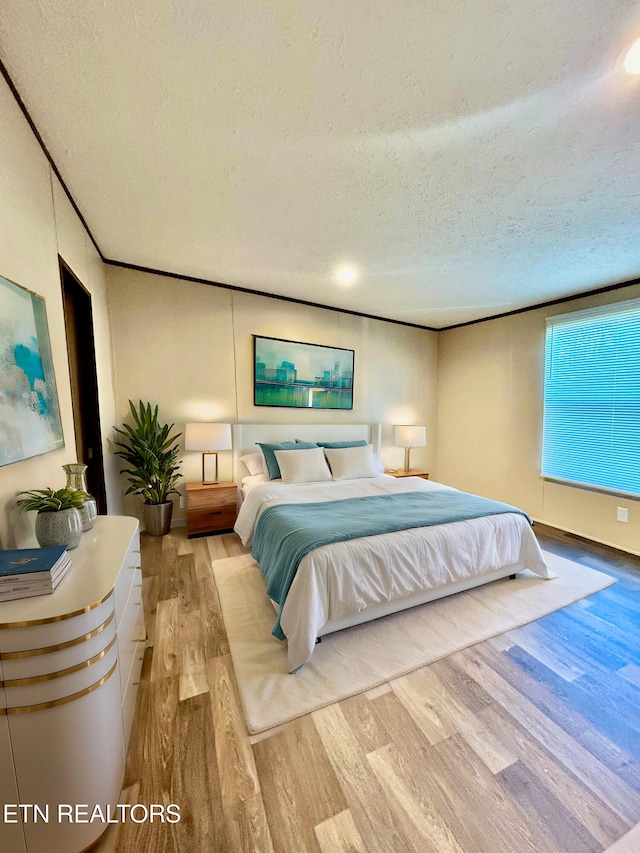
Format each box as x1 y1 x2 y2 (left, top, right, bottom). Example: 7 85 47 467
0 275 64 465
254 335 354 409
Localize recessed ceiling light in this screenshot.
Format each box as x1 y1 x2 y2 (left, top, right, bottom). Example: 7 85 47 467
335 266 358 285
624 37 640 74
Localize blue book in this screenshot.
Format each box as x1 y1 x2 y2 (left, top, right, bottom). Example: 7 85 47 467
0 546 68 583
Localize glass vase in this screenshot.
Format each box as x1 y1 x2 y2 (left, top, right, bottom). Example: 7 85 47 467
63 463 97 531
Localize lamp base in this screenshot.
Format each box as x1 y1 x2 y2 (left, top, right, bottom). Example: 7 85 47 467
202 452 219 485
404 447 411 471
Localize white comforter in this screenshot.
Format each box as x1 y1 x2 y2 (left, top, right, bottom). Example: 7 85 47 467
235 476 550 671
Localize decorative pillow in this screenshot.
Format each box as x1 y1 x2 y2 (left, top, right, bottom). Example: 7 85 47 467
323 444 382 480
257 441 313 480
239 452 265 477
315 439 368 449
274 447 333 484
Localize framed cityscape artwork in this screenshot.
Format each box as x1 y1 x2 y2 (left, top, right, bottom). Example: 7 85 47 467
0 275 64 466
253 335 354 409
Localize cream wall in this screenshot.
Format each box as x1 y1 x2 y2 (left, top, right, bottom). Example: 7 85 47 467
0 75 121 549
106 267 438 526
437 284 640 555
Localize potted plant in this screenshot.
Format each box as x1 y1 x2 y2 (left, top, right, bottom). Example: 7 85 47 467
113 400 183 536
16 487 89 549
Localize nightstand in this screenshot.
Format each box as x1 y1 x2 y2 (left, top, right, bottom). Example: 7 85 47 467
385 469 430 480
186 482 238 537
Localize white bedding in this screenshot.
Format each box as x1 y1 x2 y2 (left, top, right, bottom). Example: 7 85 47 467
241 473 270 494
234 476 550 671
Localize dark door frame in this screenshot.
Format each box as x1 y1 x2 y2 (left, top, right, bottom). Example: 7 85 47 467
59 257 107 513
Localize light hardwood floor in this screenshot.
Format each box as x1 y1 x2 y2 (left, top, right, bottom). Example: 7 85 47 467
90 523 640 853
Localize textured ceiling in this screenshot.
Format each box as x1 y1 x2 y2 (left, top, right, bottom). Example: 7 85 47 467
1 1 640 327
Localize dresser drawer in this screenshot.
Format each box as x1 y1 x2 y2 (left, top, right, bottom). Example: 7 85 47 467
118 588 145 697
122 639 145 757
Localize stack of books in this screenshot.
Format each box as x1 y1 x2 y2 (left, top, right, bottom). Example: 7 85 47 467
0 546 72 602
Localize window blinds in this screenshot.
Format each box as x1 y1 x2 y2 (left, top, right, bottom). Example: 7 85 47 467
541 297 640 498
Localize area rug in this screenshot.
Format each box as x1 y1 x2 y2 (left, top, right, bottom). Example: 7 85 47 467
211 552 614 734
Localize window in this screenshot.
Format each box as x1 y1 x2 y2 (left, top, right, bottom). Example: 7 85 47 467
542 297 640 498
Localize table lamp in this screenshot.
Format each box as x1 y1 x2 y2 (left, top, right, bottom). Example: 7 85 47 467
185 423 232 484
394 425 427 472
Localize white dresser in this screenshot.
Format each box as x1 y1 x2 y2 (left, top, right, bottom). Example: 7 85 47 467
0 516 144 853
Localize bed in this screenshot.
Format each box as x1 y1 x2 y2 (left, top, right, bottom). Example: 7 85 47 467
232 423 551 672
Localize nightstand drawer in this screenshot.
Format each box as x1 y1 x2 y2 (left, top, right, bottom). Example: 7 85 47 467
188 486 236 510
188 506 236 535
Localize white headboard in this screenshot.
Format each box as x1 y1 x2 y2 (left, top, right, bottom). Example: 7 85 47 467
232 423 381 483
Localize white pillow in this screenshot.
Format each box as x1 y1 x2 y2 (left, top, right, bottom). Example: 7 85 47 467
239 452 265 476
324 444 382 480
274 447 332 484
241 473 268 491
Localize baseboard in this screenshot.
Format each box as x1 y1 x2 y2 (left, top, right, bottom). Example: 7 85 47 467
532 517 640 559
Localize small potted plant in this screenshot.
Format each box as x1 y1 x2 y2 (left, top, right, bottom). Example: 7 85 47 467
113 400 182 536
16 487 89 549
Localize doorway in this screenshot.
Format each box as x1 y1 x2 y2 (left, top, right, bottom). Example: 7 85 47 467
59 258 107 513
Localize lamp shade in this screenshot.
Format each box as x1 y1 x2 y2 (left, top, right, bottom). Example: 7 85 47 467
394 425 427 448
185 422 232 451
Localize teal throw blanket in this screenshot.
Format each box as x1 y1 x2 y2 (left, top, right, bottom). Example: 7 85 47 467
251 489 530 641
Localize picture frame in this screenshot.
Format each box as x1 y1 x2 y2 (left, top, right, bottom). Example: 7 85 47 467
253 335 354 410
0 274 65 466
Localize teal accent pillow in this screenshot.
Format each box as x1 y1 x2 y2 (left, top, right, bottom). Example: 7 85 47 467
316 440 368 449
256 443 285 479
258 441 317 479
